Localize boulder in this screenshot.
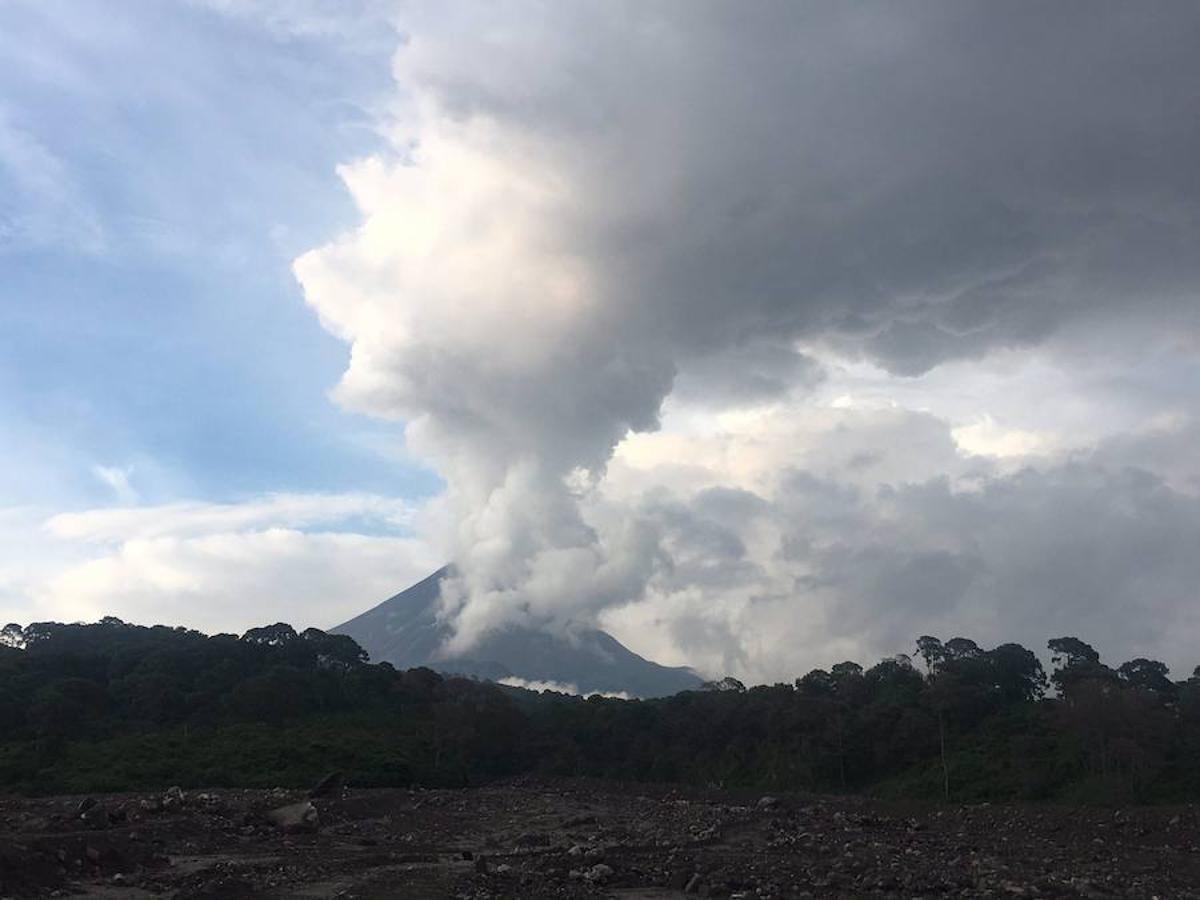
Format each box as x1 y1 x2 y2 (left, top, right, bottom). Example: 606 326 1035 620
309 771 345 799
266 801 319 834
79 803 111 829
162 786 185 811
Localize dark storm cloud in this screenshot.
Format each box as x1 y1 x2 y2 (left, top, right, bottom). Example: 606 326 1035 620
396 1 1200 377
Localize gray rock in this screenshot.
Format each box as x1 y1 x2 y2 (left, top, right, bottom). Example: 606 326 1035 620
584 863 614 884
266 800 319 833
309 771 345 799
79 802 110 829
162 786 185 810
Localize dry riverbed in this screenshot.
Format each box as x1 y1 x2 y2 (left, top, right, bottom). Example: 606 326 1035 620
1 777 1198 898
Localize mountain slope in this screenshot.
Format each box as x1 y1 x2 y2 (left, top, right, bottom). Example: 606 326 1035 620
332 567 702 698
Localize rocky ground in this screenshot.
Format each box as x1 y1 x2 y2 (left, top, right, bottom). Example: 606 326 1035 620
1 777 1198 898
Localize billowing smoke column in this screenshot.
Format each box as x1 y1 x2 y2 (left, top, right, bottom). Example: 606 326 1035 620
293 94 677 648
295 3 1200 663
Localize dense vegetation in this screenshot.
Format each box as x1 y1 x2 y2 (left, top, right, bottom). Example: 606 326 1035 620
1 619 1198 802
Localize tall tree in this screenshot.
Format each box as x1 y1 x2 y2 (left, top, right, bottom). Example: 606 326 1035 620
987 643 1048 703
1117 658 1174 697
915 635 945 675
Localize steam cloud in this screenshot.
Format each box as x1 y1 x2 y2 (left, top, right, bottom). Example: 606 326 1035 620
295 3 1200 675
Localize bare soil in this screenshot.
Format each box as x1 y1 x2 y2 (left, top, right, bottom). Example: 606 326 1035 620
2 777 1198 898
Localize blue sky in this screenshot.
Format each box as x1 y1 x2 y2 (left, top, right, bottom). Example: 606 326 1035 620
1 0 435 509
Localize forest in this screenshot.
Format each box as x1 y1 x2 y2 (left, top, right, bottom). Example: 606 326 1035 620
1 618 1198 803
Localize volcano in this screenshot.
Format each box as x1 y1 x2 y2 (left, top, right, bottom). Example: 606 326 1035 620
332 567 702 698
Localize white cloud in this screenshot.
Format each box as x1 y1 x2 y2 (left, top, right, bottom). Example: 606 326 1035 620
3 493 436 635
46 492 416 542
91 465 139 505
952 416 1056 460
599 413 1200 684
36 527 435 635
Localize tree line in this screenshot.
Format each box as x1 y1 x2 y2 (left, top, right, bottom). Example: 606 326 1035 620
1 618 1198 802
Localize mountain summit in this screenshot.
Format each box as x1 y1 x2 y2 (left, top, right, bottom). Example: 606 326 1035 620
332 567 701 698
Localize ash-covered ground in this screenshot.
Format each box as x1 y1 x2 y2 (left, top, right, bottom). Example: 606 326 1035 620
1 778 1198 898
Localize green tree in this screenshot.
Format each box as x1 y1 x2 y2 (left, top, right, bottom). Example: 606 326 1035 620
241 623 298 647
915 635 945 674
987 643 1048 703
1048 636 1117 699
1117 658 1174 697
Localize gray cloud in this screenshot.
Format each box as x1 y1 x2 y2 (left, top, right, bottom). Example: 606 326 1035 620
607 421 1200 682
672 342 824 407
296 3 1200 669
394 1 1200 373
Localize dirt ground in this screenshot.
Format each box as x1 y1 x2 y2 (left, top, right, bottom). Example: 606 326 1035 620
1 777 1198 898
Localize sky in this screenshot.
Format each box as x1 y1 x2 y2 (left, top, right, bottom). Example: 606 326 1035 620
3 1 1200 683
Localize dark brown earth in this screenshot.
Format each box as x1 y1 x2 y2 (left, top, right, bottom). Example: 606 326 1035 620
2 778 1199 898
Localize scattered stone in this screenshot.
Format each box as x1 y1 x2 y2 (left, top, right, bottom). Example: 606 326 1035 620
1 780 1198 897
757 796 779 810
